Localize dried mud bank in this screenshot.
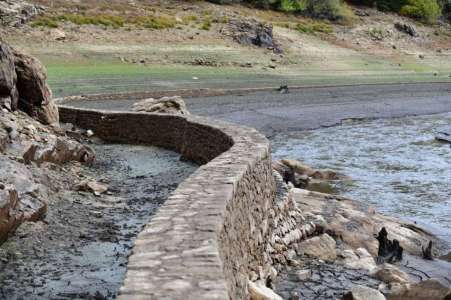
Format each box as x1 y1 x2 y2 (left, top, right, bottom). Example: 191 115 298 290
0 141 195 299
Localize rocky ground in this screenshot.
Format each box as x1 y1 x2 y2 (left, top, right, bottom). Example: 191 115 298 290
1 0 450 97
0 140 196 299
268 163 451 300
0 39 199 299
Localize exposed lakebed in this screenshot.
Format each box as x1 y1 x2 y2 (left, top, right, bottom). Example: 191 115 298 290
272 112 451 245
0 142 196 299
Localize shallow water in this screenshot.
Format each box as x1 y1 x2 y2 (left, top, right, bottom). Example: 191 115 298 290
272 113 451 243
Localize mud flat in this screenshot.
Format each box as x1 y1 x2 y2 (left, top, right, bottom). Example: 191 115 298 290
0 141 196 299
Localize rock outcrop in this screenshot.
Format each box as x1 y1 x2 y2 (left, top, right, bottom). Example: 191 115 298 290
132 96 190 115
13 48 58 125
0 0 44 27
0 104 94 244
222 19 282 53
23 136 95 166
273 158 350 192
0 42 18 111
0 41 58 125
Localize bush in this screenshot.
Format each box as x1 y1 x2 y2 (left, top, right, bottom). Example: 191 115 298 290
133 15 176 29
31 17 59 28
302 0 354 21
56 14 125 28
295 21 334 33
400 0 441 23
347 0 442 23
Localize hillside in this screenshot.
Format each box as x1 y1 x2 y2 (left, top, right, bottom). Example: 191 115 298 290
2 0 451 96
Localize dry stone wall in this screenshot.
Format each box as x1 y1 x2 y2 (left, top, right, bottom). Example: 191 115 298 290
58 103 278 299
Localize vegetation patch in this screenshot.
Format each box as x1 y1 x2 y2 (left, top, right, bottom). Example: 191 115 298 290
348 0 442 23
275 19 333 34
31 13 177 29
295 20 334 34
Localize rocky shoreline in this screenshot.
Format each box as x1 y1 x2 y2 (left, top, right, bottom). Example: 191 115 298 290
255 160 451 300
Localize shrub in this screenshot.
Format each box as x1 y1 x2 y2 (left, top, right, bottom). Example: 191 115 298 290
295 20 334 33
56 14 125 28
302 0 355 21
31 17 59 28
400 0 441 23
200 20 212 30
133 15 176 29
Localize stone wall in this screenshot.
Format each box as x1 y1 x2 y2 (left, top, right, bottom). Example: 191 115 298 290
58 104 278 299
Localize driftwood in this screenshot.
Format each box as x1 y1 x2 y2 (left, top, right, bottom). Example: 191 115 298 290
376 227 403 264
422 241 434 260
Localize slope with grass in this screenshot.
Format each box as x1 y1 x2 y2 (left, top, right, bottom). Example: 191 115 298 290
2 0 451 96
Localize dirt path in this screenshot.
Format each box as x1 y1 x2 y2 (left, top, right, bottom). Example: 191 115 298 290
0 141 196 300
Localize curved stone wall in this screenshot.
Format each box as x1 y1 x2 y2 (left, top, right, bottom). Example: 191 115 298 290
58 103 277 299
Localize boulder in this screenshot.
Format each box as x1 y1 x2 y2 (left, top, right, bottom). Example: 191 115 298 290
292 188 448 258
50 29 66 41
0 159 48 244
386 279 451 300
75 180 108 196
371 264 410 284
248 280 283 300
23 136 95 166
222 19 282 53
132 96 190 115
0 185 20 243
394 23 418 37
343 285 386 300
295 233 337 262
280 159 344 180
0 42 18 110
338 248 377 272
13 48 58 125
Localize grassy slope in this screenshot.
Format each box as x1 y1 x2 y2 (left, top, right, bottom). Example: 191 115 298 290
6 1 451 97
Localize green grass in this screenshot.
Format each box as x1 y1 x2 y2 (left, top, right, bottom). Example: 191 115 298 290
31 13 176 29
43 58 451 98
31 17 59 28
274 20 333 34
295 21 333 34
200 20 212 30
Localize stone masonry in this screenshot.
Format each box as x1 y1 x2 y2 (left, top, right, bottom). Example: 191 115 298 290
57 99 313 299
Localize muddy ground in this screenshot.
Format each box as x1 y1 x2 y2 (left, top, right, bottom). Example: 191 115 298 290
65 82 451 137
0 141 196 300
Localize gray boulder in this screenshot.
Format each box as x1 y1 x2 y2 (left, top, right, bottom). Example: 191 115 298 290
132 96 190 115
394 23 418 37
13 48 59 125
0 41 58 124
222 19 282 53
0 43 18 111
